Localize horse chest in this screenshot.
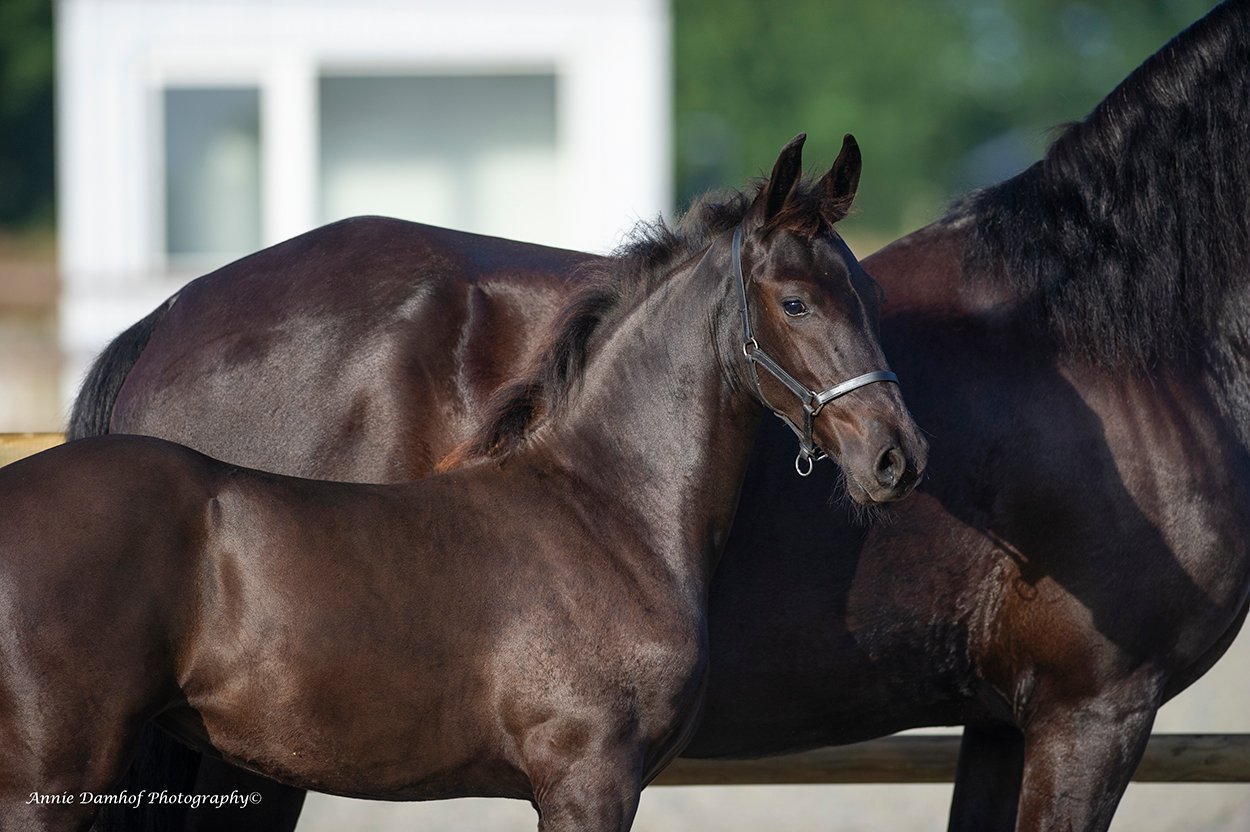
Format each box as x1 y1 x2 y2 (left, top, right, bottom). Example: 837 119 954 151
955 373 1250 706
1078 374 1250 615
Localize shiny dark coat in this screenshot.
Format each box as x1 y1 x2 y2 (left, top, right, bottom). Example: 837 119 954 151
4 138 922 832
77 4 1250 831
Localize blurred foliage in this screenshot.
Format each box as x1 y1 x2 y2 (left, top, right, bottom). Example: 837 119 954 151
0 0 53 230
674 0 1218 236
0 0 1224 239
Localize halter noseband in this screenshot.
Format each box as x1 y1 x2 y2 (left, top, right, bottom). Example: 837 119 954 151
732 225 898 477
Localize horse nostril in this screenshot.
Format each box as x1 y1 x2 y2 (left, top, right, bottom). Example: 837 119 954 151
875 447 905 488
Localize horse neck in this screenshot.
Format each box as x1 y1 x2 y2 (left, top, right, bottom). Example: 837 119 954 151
1200 282 1250 449
873 219 1250 453
536 246 761 587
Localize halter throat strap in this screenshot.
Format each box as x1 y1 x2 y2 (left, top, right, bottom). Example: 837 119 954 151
731 224 899 476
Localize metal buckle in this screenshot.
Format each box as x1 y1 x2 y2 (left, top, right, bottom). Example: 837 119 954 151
795 452 814 477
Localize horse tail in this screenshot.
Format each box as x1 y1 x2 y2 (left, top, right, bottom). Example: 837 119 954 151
66 295 177 440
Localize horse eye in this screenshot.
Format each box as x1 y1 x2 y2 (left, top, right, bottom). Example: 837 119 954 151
782 298 809 317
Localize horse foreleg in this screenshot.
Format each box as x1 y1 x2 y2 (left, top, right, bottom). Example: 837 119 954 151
1014 695 1157 832
520 723 646 832
531 756 643 832
946 722 1023 832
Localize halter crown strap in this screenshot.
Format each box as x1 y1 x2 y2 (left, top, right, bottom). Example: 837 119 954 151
731 225 899 476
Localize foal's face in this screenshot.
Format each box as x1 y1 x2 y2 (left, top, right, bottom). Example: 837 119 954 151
747 227 927 503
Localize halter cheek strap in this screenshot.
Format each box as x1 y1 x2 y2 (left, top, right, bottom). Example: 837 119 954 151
732 225 899 476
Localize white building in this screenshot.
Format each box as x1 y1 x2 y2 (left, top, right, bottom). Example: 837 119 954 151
56 0 671 402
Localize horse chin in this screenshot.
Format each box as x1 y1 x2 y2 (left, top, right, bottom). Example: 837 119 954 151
829 429 928 506
843 466 921 506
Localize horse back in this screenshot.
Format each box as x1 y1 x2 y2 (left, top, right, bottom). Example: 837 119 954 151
110 217 599 482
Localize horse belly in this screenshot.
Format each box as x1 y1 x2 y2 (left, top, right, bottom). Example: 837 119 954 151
172 531 525 801
174 663 523 800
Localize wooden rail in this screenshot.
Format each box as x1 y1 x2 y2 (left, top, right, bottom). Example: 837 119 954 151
654 734 1250 785
0 432 64 467
2 436 1247 784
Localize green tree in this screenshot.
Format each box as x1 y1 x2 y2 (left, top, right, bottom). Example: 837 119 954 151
674 0 1218 238
0 0 53 229
0 0 1222 239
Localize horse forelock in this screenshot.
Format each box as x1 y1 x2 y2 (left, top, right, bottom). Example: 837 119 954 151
440 179 840 469
958 0 1250 369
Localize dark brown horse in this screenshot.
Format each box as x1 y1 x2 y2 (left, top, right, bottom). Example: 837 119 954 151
74 3 1250 831
2 137 923 832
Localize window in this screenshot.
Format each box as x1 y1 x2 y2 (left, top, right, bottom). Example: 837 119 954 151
163 87 262 259
319 74 558 243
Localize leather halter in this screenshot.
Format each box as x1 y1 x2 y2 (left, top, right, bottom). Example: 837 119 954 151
732 225 899 476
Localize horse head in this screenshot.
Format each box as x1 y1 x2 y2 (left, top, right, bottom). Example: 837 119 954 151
734 133 927 503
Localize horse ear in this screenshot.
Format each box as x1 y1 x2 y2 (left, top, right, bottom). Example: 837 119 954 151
748 133 807 227
818 133 862 223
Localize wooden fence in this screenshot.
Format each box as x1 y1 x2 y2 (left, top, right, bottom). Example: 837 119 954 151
0 432 64 467
3 433 1247 785
655 734 1250 785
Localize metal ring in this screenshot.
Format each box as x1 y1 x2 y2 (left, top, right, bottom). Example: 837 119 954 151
795 453 814 477
742 338 759 358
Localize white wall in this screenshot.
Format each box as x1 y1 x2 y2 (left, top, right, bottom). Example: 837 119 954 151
56 0 670 404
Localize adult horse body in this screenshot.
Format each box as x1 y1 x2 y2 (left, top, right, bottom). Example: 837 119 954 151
74 3 1250 831
694 10 1250 832
5 137 923 832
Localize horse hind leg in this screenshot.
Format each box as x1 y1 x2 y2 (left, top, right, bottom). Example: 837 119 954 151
0 706 145 832
0 635 164 831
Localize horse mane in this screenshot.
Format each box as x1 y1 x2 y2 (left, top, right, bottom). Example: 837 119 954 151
958 0 1250 368
437 179 839 469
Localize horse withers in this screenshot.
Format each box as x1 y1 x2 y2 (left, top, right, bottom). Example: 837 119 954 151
0 135 924 832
